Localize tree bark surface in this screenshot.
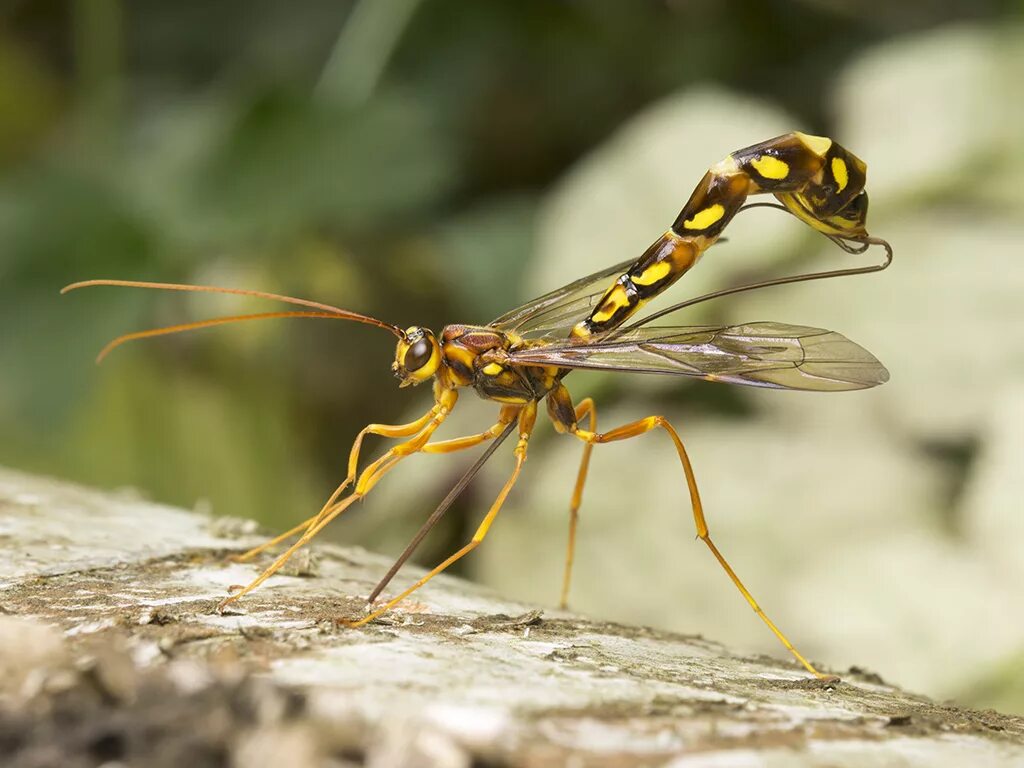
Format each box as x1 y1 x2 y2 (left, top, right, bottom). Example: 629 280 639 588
0 466 1021 768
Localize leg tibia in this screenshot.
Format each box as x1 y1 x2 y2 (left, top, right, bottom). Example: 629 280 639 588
220 394 459 609
571 411 827 678
560 396 596 609
421 405 520 454
343 402 538 628
345 408 440 484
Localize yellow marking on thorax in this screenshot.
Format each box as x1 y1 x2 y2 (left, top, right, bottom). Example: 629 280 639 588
831 157 849 192
682 203 725 231
482 362 503 376
795 132 832 157
445 345 476 369
631 260 672 286
751 154 789 180
590 283 632 324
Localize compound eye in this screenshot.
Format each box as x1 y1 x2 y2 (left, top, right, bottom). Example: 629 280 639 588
404 337 433 372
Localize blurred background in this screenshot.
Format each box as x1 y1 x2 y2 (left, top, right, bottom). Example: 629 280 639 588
2 0 1022 713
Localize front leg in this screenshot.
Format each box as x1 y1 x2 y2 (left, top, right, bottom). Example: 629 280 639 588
231 407 446 564
218 388 459 609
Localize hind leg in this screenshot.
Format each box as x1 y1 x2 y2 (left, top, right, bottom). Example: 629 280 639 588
559 397 596 609
546 384 828 678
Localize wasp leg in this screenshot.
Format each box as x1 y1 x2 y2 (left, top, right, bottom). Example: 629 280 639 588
343 402 537 628
559 397 596 610
367 420 517 605
231 406 446 564
361 407 521 605
229 480 349 564
421 405 521 455
217 390 459 610
231 517 317 564
581 417 828 678
547 384 827 678
342 408 444 490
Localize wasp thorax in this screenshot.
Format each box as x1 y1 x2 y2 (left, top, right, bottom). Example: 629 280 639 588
393 326 440 387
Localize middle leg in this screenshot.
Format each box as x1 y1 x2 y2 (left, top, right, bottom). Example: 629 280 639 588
221 401 524 610
357 404 521 603
344 401 538 628
232 404 449 563
421 405 520 455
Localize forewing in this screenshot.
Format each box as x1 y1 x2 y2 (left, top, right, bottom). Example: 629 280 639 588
488 258 633 338
505 321 889 391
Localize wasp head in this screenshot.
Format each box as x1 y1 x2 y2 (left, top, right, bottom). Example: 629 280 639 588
392 326 440 387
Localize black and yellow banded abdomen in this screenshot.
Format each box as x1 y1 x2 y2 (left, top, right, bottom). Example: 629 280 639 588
571 132 873 340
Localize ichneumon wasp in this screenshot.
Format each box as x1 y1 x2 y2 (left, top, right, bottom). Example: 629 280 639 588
64 132 892 678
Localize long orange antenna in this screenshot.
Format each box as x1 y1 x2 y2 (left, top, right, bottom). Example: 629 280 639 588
93 311 356 363
61 279 404 338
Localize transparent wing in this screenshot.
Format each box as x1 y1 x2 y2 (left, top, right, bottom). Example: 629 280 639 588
488 258 634 338
504 321 889 391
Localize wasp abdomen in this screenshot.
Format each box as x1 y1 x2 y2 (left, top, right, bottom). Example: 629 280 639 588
572 133 873 341
571 232 703 339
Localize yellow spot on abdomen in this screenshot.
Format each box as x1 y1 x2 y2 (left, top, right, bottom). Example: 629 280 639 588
751 155 789 180
795 132 832 157
590 284 633 324
482 362 503 376
631 260 672 286
823 212 859 231
682 203 725 231
831 157 849 192
779 192 860 236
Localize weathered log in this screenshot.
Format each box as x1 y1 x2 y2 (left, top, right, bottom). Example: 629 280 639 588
0 466 1021 767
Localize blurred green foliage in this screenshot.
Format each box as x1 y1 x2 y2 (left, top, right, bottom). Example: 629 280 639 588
2 0 1022 713
0 0 996 517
